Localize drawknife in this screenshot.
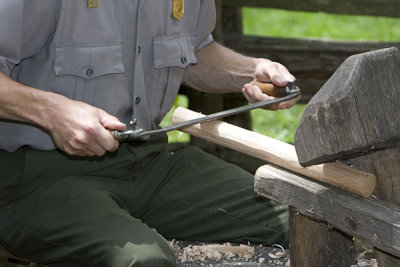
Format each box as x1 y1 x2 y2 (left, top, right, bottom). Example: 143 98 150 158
111 81 301 141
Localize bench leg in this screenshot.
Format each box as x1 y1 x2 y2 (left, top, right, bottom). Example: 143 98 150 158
289 207 356 267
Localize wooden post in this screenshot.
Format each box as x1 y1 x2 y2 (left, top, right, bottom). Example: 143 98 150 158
294 47 400 266
289 207 355 267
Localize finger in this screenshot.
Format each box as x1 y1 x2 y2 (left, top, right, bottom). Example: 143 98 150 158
278 95 302 109
69 134 107 157
101 113 126 131
109 139 120 152
84 150 96 157
270 65 295 87
255 62 295 87
94 127 119 153
242 84 258 103
243 84 280 110
89 141 108 156
242 87 254 103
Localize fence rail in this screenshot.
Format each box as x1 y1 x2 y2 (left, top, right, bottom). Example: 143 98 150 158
221 0 400 18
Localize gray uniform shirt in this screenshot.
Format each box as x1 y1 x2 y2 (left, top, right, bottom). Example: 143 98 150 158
0 0 215 152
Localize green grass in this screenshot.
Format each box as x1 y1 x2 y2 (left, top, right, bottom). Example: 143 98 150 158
242 7 400 42
251 104 306 144
162 8 400 144
159 94 190 143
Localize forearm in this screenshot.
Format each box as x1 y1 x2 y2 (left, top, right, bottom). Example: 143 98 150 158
0 71 58 130
184 42 268 93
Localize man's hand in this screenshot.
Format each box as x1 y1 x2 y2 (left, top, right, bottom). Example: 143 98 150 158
242 60 301 110
46 95 126 157
0 72 125 156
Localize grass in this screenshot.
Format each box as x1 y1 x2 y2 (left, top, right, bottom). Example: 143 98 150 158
162 8 400 144
159 94 191 143
250 105 306 144
242 7 400 42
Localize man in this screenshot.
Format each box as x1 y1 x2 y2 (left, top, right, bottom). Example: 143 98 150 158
0 1 300 266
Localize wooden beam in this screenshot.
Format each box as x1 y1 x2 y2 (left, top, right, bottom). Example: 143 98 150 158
254 164 400 258
221 0 400 18
171 107 376 197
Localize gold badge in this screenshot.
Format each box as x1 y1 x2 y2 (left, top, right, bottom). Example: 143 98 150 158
88 0 98 8
172 0 184 21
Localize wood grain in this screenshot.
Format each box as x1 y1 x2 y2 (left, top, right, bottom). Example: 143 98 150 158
289 207 355 267
172 107 376 197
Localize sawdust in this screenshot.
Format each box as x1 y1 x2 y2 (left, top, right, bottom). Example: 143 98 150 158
170 240 289 266
170 240 254 263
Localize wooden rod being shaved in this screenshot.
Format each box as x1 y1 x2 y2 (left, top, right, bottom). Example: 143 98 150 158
172 107 376 198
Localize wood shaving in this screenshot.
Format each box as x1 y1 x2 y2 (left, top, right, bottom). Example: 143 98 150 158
171 240 254 263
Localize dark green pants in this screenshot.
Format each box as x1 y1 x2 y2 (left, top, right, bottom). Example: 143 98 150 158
0 135 288 267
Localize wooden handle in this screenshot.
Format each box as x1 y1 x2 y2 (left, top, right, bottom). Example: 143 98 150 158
250 81 285 97
172 107 376 198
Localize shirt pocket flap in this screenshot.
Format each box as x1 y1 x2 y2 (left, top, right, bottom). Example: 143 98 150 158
153 34 197 69
54 42 125 79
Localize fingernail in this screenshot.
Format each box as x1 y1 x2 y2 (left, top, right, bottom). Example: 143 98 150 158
279 103 288 109
277 78 287 85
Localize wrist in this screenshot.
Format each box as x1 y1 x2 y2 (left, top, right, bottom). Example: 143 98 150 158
37 91 68 132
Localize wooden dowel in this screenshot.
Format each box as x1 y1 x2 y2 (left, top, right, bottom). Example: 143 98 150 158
172 107 376 198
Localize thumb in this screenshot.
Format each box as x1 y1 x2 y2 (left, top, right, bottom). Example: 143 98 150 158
99 111 126 131
270 75 289 87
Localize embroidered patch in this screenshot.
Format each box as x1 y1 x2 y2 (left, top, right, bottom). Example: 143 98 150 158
172 0 184 21
88 0 98 8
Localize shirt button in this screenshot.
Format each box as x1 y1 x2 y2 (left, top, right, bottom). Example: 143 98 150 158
135 97 141 104
180 56 187 64
137 45 141 54
86 68 94 77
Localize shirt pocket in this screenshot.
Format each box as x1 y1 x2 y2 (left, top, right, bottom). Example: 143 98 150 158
153 34 198 69
54 42 125 79
153 34 198 121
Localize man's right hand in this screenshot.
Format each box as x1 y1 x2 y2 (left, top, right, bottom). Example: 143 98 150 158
45 95 126 157
0 72 126 156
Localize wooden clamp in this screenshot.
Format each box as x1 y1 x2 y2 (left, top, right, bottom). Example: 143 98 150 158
172 107 376 198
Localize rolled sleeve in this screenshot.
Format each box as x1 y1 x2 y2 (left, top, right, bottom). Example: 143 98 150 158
0 0 58 76
194 0 216 51
196 34 214 51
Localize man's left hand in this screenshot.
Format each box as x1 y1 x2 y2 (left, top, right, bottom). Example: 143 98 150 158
242 60 301 110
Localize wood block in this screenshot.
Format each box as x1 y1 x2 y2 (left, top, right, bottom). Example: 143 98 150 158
294 47 400 166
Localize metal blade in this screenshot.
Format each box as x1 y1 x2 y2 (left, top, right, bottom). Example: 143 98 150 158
112 90 300 141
